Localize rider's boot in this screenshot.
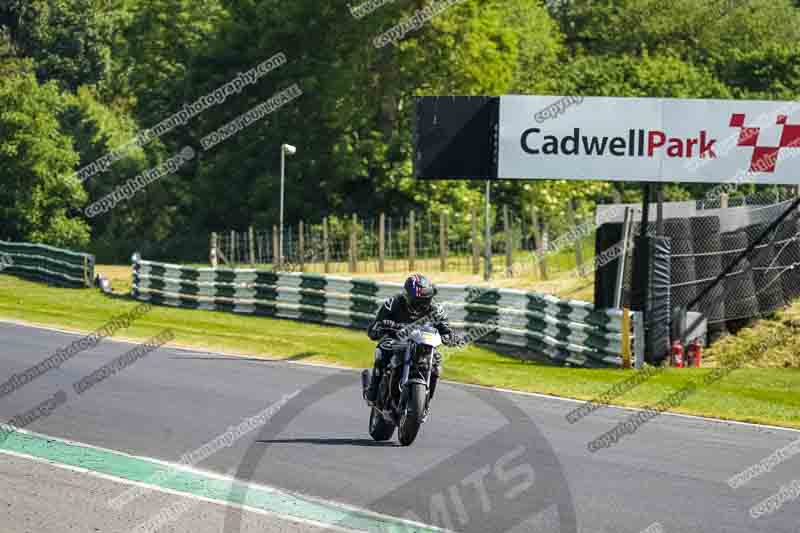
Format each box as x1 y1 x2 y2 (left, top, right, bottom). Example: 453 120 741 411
366 367 381 403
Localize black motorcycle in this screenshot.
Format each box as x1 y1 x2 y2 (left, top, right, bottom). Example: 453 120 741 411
361 325 442 446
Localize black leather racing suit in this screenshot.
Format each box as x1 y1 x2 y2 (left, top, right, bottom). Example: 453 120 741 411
366 295 457 380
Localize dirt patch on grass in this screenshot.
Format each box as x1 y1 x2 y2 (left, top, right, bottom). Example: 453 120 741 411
705 302 800 368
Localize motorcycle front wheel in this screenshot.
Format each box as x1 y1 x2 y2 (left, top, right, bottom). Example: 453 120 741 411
369 407 395 441
398 383 427 446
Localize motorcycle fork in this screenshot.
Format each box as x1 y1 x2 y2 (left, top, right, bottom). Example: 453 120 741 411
376 367 392 409
428 371 438 401
387 349 406 409
399 344 412 390
387 344 413 413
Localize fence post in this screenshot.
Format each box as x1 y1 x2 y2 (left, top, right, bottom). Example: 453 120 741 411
409 210 416 271
210 232 218 268
349 214 358 273
230 230 236 265
471 211 480 275
348 217 354 273
504 205 513 276
720 193 729 209
541 222 550 280
323 217 330 273
287 225 292 263
568 199 585 276
439 212 448 272
530 207 541 279
379 213 386 273
248 226 255 267
299 220 305 272
272 225 279 269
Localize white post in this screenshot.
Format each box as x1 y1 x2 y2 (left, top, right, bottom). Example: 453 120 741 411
278 143 297 268
280 148 285 268
614 207 632 308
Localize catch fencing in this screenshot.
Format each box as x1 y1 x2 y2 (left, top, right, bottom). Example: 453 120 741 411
598 188 800 341
131 258 638 368
0 241 95 288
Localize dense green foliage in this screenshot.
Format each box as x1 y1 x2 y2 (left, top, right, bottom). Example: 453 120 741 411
1 0 800 260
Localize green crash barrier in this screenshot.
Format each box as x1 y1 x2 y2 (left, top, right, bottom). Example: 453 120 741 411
0 241 94 288
131 258 637 368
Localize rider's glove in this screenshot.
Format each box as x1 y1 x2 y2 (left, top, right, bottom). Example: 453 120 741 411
442 334 464 347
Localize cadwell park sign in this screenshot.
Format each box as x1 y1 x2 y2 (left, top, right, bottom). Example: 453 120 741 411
415 95 800 185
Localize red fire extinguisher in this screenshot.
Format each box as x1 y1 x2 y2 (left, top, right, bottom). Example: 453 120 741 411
671 339 684 368
687 339 703 368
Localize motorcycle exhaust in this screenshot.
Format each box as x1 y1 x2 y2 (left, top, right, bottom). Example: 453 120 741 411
361 369 370 400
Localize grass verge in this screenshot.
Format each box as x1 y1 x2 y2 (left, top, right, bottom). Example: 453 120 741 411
1 273 798 429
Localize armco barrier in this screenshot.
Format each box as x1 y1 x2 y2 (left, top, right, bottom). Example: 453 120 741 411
0 241 94 288
131 259 639 368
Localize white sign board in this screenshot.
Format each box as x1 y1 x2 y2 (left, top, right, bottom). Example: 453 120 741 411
498 95 800 184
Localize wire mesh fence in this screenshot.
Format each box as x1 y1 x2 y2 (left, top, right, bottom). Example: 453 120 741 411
611 188 800 339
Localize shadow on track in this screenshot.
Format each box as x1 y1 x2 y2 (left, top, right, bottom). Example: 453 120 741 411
257 437 399 447
170 351 319 362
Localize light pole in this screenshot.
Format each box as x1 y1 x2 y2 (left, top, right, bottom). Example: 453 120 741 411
279 143 296 269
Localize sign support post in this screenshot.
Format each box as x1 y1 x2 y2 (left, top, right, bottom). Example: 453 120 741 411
484 180 492 281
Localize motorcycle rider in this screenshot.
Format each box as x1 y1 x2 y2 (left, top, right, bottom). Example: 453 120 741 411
365 274 461 403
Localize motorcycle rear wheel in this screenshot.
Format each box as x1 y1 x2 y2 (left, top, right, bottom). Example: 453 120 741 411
369 407 395 441
398 383 426 446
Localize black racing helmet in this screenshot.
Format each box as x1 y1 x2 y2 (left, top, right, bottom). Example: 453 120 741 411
403 274 436 315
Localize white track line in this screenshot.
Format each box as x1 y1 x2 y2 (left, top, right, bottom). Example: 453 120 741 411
0 448 356 532
0 425 450 533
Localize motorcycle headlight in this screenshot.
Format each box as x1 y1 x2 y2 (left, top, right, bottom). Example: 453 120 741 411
419 332 439 345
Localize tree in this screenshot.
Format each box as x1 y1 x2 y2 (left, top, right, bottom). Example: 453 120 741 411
554 0 800 64
0 0 120 91
560 52 732 99
113 0 229 126
59 85 184 261
178 0 564 234
0 66 90 247
712 44 800 99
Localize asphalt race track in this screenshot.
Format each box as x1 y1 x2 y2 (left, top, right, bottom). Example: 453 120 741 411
0 321 798 532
